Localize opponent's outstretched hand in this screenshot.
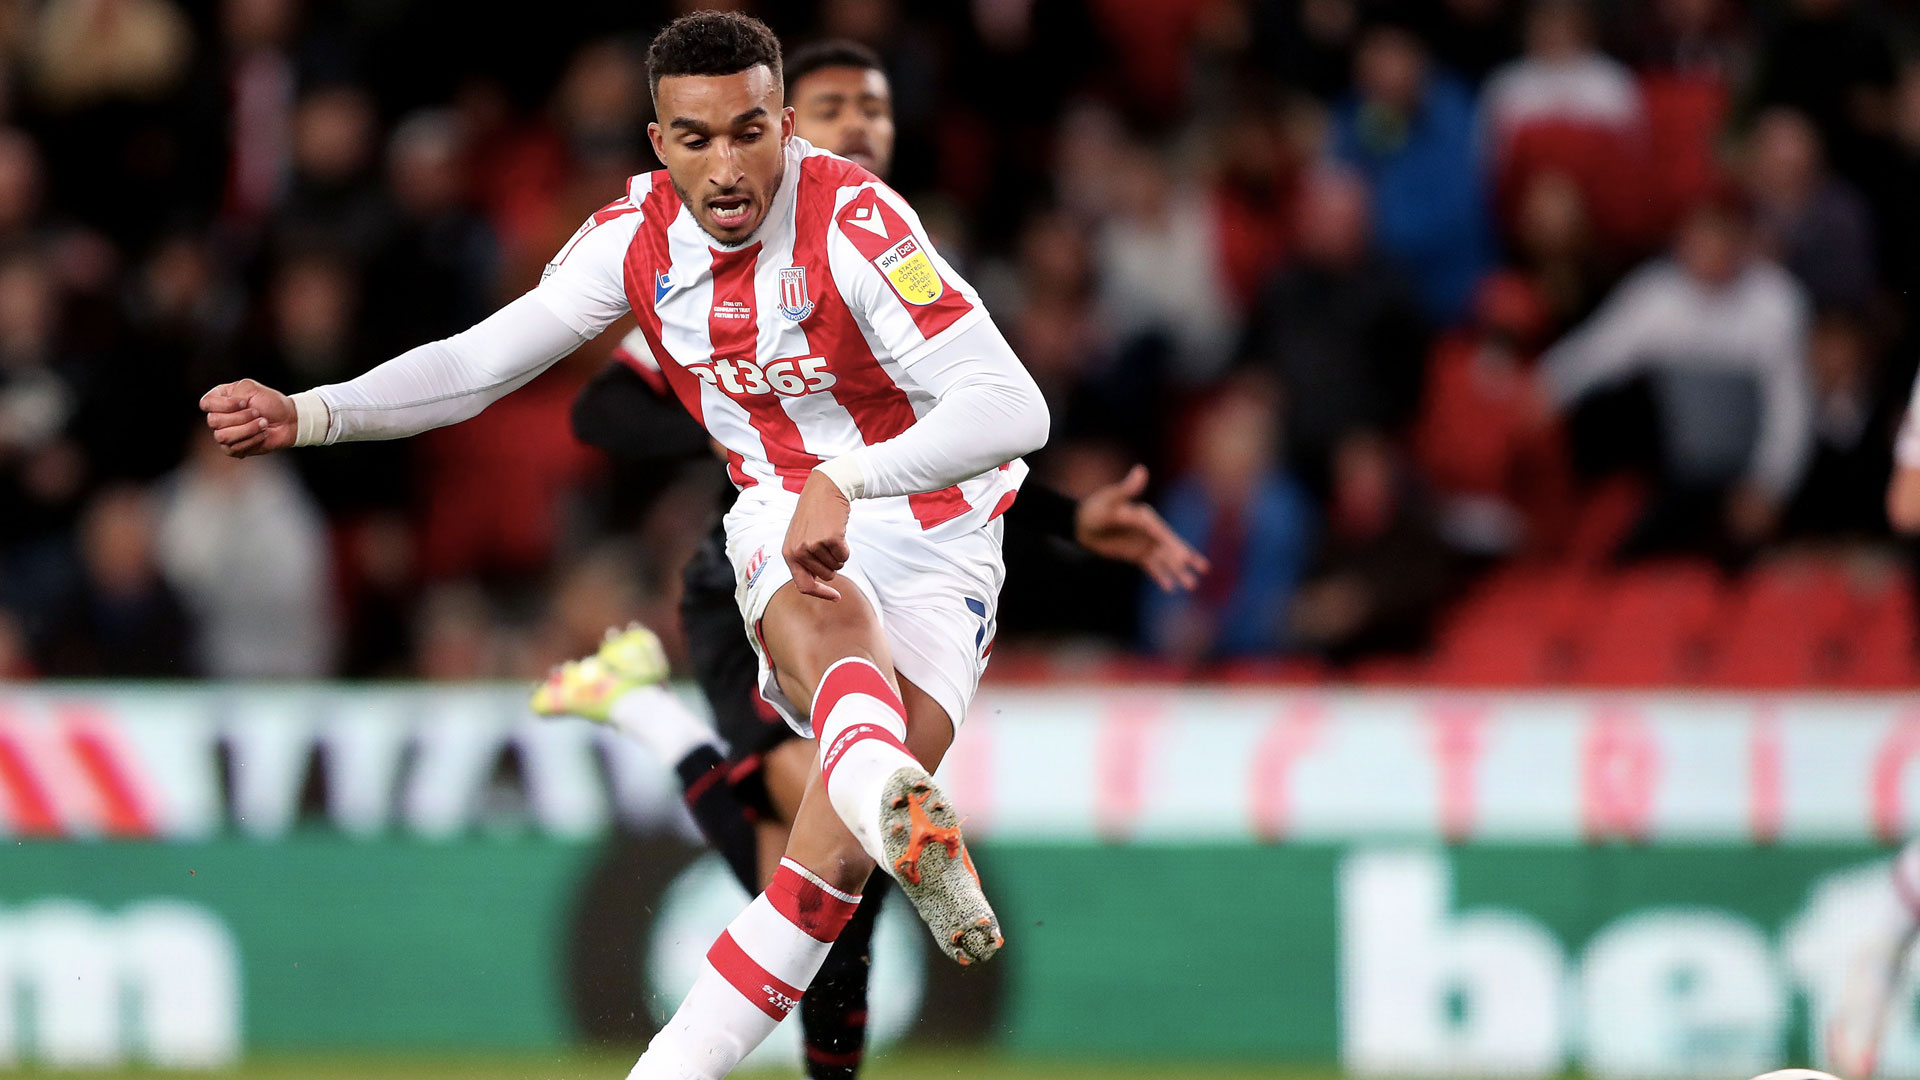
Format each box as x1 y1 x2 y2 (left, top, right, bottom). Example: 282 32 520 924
784 471 853 602
1076 464 1210 592
200 379 298 458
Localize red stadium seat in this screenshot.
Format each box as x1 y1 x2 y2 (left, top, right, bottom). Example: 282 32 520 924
1583 561 1725 686
1711 559 1892 687
1832 566 1918 688
1431 566 1597 685
1422 556 1913 690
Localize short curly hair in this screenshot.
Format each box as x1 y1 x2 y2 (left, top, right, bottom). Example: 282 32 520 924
645 11 784 102
784 39 884 94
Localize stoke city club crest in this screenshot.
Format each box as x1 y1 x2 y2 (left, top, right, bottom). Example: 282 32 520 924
778 266 814 321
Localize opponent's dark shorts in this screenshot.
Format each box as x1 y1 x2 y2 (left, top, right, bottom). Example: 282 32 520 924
679 523 797 817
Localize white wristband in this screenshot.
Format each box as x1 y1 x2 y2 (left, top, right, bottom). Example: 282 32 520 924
291 391 332 447
814 455 865 499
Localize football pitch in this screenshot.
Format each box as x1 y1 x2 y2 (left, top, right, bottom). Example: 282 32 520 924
0 1050 1334 1079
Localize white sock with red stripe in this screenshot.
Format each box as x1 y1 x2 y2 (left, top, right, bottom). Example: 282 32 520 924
627 858 861 1080
814 657 923 867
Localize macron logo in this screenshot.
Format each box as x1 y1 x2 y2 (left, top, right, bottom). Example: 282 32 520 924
846 204 889 238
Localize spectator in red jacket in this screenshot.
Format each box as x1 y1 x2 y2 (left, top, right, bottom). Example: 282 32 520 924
1415 272 1572 559
1484 0 1657 251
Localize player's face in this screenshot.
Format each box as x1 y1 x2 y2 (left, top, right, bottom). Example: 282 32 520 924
790 66 894 177
649 65 793 244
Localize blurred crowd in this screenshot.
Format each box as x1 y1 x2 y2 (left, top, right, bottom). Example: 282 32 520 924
4 0 1920 681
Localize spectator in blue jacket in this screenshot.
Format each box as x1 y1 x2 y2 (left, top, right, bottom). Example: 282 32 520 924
1143 384 1317 660
1333 19 1495 325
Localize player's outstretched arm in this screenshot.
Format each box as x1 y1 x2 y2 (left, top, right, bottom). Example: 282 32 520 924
197 293 593 455
295 295 591 446
200 189 642 456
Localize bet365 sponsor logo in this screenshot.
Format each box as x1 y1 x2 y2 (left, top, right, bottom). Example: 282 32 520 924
1340 850 1914 1079
685 355 837 398
0 899 240 1067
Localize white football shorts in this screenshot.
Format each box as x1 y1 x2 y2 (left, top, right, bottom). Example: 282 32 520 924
723 491 1006 738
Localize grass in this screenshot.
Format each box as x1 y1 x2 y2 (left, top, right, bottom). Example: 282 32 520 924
0 1049 1334 1079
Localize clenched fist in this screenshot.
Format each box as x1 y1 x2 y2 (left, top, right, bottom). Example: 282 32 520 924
783 470 853 602
200 379 298 458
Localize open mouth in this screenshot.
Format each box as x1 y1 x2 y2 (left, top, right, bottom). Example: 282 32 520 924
708 195 752 230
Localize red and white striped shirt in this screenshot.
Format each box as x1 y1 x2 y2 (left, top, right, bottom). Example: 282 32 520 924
538 136 1028 536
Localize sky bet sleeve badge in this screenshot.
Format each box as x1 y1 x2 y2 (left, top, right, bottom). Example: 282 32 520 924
873 235 944 306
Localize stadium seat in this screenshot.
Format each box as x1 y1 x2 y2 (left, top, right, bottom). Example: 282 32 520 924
1431 566 1596 685
1582 561 1724 685
1714 560 1858 687
1832 566 1918 687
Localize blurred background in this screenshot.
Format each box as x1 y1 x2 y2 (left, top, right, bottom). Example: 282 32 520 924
6 0 1920 1076
5 0 1920 681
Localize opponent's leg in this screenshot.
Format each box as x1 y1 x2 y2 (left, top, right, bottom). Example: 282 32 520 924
678 744 762 894
799 875 889 1080
531 624 763 894
749 736 811 888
